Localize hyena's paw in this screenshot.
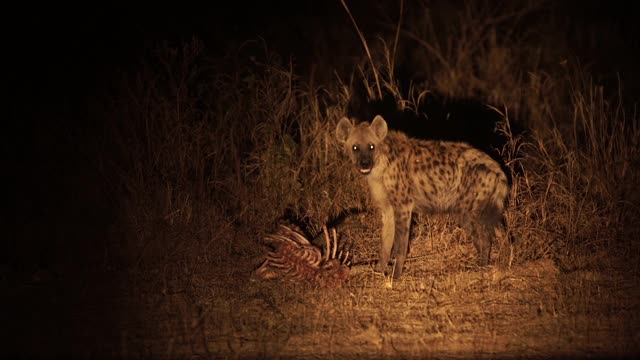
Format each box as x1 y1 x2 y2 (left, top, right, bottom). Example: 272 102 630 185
477 254 490 267
475 240 492 267
391 268 403 279
374 261 388 274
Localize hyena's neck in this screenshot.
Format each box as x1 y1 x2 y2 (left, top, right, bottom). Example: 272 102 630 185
368 133 401 179
381 132 409 168
370 142 392 178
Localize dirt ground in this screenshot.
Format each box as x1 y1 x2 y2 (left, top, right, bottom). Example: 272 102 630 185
7 222 638 360
6 3 640 359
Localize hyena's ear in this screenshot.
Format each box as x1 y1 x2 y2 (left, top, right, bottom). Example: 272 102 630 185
335 117 353 143
371 115 388 141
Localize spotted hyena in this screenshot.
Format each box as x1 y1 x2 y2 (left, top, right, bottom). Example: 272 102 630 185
336 115 509 278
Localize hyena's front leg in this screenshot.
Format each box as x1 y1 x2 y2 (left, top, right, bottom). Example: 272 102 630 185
375 205 395 274
390 207 412 279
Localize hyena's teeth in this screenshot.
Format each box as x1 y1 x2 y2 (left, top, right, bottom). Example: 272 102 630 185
359 169 372 174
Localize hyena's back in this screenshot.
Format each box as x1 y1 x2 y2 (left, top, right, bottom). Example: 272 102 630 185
380 131 509 268
390 133 509 220
336 115 509 277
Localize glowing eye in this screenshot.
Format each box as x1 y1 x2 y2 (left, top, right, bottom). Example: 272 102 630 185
369 144 375 150
352 145 359 151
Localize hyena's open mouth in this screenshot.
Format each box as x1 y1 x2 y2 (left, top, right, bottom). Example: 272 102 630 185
358 159 373 175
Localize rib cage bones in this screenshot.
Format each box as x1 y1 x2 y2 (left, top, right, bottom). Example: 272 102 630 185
254 224 351 288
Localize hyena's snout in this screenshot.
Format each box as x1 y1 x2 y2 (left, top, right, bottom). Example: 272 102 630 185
336 116 387 176
356 153 374 174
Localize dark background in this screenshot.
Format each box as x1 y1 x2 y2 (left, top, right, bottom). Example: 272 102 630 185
6 0 640 240
3 1 640 356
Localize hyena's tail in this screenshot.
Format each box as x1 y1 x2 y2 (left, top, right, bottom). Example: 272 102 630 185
491 170 510 216
477 172 509 226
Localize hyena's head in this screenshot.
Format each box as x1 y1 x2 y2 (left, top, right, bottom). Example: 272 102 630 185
335 115 388 175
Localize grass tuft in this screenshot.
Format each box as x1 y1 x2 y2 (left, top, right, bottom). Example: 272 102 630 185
89 1 640 357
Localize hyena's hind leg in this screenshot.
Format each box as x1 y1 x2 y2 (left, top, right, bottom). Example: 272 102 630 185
462 205 502 266
462 163 508 266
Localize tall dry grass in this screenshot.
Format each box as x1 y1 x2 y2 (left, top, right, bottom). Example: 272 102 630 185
341 0 640 271
99 39 369 267
96 1 640 278
76 2 640 358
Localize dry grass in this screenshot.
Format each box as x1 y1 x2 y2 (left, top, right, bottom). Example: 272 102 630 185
75 1 640 358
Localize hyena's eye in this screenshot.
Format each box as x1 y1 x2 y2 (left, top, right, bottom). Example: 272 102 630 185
352 145 359 152
369 144 375 150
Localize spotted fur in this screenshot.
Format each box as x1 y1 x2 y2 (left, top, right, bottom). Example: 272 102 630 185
336 115 509 278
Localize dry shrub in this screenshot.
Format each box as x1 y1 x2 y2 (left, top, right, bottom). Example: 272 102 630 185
99 39 371 266
98 1 640 277
86 1 640 358
338 0 640 272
